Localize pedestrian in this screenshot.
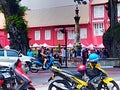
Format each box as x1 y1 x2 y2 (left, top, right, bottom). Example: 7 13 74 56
82 48 88 65
75 47 82 63
0 44 2 48
71 48 76 63
27 48 34 57
61 47 67 64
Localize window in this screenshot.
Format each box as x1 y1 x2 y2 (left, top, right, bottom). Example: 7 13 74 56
57 31 63 40
7 33 10 39
80 28 87 39
45 30 51 40
117 3 120 16
7 50 18 57
0 50 4 56
68 31 74 39
94 5 104 18
94 23 104 36
35 30 40 40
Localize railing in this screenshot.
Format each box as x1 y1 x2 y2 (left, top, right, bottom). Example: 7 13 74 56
100 58 120 67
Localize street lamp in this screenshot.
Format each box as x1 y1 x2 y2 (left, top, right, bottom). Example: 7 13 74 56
73 0 87 50
60 28 68 67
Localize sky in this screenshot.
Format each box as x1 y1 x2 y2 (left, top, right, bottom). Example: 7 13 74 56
20 0 76 10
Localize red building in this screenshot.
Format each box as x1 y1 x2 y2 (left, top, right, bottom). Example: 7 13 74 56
0 0 120 48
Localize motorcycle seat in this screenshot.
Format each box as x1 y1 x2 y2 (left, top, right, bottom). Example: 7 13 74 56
62 70 82 79
0 73 4 80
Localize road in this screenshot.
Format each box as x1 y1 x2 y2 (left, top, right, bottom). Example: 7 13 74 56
27 67 120 90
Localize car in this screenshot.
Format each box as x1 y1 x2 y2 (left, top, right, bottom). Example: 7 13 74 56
0 49 35 72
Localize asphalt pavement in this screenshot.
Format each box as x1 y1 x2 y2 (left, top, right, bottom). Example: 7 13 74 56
31 61 120 90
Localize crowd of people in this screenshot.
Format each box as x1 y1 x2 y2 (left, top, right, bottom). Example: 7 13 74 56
26 46 109 68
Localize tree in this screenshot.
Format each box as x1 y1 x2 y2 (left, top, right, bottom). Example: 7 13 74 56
0 0 29 55
103 0 120 57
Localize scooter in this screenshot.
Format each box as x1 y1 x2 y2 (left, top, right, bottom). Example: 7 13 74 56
0 66 15 90
29 56 61 73
12 59 35 90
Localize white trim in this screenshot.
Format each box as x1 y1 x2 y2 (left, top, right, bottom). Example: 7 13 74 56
92 20 104 22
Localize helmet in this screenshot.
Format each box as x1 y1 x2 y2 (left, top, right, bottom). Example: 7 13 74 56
88 53 100 63
77 65 86 71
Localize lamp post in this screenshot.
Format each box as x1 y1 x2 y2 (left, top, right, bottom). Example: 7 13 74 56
73 0 87 50
60 28 67 67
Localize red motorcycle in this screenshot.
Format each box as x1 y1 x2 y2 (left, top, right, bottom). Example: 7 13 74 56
13 59 35 90
0 59 35 90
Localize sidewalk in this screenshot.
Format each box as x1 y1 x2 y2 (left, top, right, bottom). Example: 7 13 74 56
61 60 82 68
62 60 114 68
61 60 115 68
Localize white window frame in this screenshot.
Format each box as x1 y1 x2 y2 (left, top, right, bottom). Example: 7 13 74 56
68 31 74 39
45 30 51 40
57 31 64 40
94 23 104 36
94 5 104 18
80 28 87 39
117 3 120 16
7 33 10 39
35 30 40 40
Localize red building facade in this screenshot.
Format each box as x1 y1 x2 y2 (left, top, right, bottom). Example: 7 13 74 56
0 0 120 48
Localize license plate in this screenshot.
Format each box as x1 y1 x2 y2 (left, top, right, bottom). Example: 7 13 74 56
7 84 10 88
2 72 11 78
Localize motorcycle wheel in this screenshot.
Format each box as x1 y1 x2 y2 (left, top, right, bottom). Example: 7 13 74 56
48 79 71 90
98 80 119 90
30 62 39 73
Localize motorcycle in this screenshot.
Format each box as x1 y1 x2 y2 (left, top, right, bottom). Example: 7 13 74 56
12 59 35 90
29 56 61 73
0 66 15 90
83 62 120 90
48 66 95 90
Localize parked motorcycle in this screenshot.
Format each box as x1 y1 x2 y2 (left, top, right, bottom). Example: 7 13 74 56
76 53 120 90
48 66 95 90
83 62 120 90
29 56 61 73
12 59 35 90
0 66 15 90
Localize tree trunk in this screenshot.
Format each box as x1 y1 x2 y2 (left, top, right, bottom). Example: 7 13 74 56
108 0 118 28
103 0 118 57
0 0 29 55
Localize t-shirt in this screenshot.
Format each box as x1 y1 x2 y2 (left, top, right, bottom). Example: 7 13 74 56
27 51 34 57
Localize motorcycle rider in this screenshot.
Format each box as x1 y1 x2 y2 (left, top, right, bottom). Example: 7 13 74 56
86 53 102 79
36 49 48 69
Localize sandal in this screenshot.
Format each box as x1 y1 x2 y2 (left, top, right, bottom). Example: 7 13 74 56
42 67 46 70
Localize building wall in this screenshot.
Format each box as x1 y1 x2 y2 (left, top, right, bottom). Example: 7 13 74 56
0 1 115 48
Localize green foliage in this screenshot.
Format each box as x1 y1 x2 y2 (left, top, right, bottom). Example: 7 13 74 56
19 6 29 16
112 23 120 40
106 23 120 41
58 43 61 52
6 15 28 32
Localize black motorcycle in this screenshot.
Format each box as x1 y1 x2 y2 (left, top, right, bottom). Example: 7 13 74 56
0 66 15 90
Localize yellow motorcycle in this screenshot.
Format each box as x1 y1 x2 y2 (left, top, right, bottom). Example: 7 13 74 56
84 62 120 90
48 66 95 90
